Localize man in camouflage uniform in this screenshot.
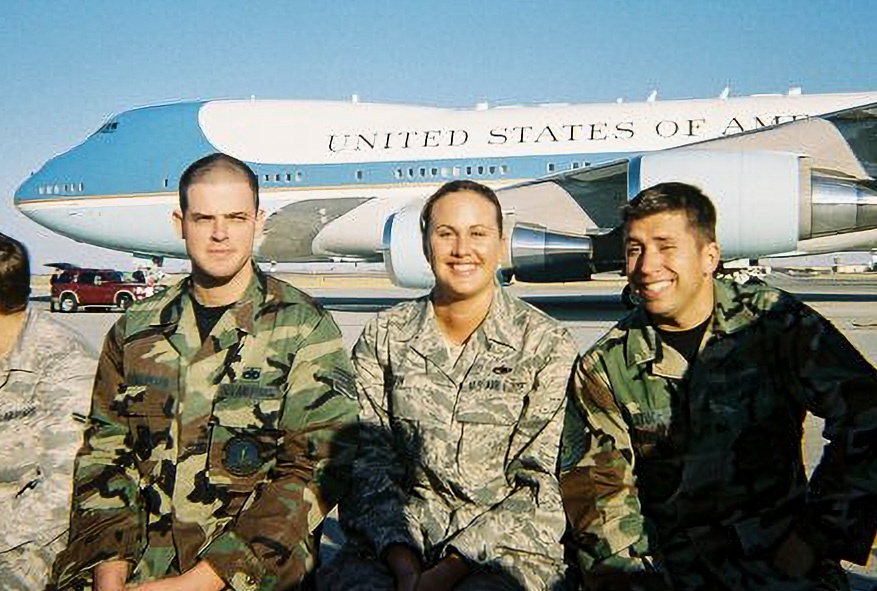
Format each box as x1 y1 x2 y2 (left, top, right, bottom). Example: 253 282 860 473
321 180 578 590
51 153 358 591
0 233 97 590
560 182 877 591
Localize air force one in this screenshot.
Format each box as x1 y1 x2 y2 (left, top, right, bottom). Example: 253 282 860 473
13 89 877 288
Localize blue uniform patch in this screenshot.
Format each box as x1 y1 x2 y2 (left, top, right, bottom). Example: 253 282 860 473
223 435 263 476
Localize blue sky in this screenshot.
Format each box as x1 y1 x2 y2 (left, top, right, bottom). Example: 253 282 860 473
2 0 876 270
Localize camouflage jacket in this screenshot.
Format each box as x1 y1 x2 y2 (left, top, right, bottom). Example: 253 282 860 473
52 268 358 591
0 307 96 552
340 287 577 589
560 279 877 587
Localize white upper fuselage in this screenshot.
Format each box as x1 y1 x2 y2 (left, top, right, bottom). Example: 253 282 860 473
14 91 877 261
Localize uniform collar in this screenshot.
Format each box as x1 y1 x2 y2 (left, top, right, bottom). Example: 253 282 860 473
402 284 522 365
711 278 759 336
125 262 268 358
480 285 524 353
624 279 753 378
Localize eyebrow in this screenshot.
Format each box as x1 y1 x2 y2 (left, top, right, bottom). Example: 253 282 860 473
626 234 676 242
433 223 498 231
189 210 252 218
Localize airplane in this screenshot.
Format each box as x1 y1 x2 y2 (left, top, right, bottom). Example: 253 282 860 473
13 88 877 289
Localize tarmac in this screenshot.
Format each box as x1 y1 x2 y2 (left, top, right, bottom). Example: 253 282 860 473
32 271 877 587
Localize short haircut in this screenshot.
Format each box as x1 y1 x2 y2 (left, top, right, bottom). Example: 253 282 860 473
178 152 259 213
420 179 503 237
623 182 717 244
0 232 30 314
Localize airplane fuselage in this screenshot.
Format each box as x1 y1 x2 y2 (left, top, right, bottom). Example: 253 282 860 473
13 91 877 272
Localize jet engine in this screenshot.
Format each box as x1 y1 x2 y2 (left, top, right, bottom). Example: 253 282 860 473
381 202 596 289
630 149 877 258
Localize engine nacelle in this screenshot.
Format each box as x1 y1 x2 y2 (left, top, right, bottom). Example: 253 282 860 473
382 201 435 290
630 150 803 259
382 202 597 288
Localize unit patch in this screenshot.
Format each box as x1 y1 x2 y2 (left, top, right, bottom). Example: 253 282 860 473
223 435 263 476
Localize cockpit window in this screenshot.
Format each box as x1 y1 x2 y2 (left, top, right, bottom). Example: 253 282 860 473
95 121 119 135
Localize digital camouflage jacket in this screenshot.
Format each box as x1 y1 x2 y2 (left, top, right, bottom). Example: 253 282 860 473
0 307 97 591
340 287 577 589
560 279 877 590
52 267 358 591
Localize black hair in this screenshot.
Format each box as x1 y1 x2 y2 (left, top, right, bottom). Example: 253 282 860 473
623 182 717 243
0 232 30 314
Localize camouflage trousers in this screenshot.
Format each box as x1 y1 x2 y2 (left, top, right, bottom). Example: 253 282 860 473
0 534 67 591
317 543 569 591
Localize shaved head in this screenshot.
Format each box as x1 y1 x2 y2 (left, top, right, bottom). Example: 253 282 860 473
179 152 259 212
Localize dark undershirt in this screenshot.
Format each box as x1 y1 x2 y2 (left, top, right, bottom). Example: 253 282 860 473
191 297 234 343
655 316 711 364
643 317 712 505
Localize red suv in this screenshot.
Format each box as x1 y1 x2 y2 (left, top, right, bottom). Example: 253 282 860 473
50 266 152 312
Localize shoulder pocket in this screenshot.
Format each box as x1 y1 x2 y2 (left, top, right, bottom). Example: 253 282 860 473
213 383 284 429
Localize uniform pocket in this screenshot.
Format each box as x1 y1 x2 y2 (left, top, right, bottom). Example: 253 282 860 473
454 382 529 492
454 380 527 425
206 384 284 491
392 382 455 426
114 384 174 466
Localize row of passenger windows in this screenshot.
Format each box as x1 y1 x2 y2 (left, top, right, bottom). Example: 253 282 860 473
547 161 591 173
37 160 592 197
262 171 306 183
38 183 85 195
392 163 510 180
158 172 310 188
254 160 587 182
384 159 587 181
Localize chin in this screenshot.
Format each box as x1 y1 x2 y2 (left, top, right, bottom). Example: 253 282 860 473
198 263 247 283
642 300 672 317
440 282 492 301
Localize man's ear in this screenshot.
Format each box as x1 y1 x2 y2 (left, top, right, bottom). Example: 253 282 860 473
172 209 185 239
704 240 721 274
252 210 267 251
255 209 266 234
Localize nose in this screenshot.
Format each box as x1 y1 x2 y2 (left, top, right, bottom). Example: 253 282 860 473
452 233 471 256
632 246 660 277
627 248 661 277
211 218 229 241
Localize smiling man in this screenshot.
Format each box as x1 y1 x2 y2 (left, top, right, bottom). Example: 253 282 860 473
51 153 358 591
559 182 877 591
